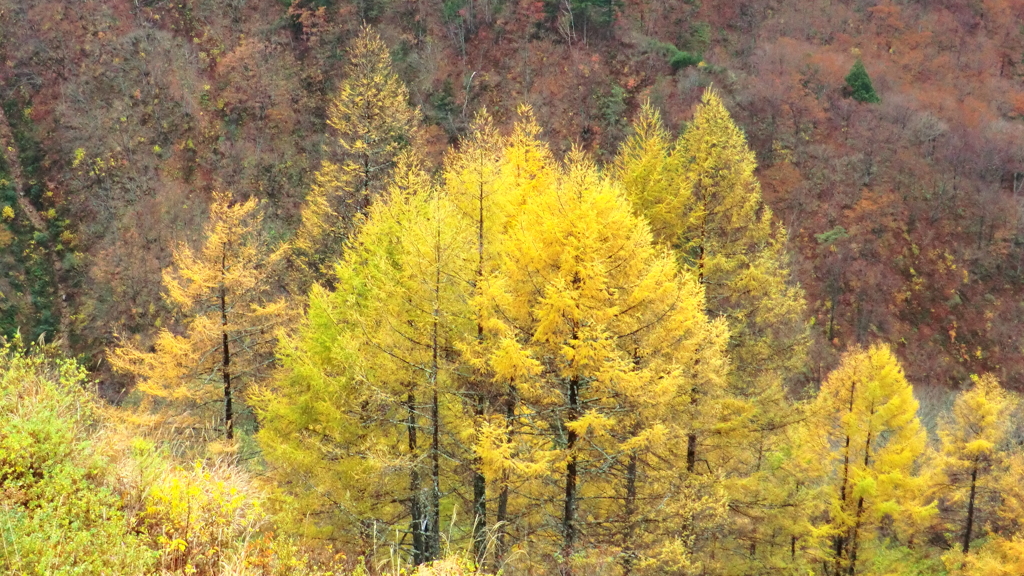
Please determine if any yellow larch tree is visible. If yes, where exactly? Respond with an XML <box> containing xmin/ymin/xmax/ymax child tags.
<box><xmin>616</xmin><ymin>90</ymin><xmax>808</xmax><ymax>470</ymax></box>
<box><xmin>459</xmin><ymin>105</ymin><xmax>563</xmax><ymax>565</ymax></box>
<box><xmin>441</xmin><ymin>108</ymin><xmax>508</xmax><ymax>561</ymax></box>
<box><xmin>474</xmin><ymin>146</ymin><xmax>729</xmax><ymax>574</ymax></box>
<box><xmin>255</xmin><ymin>152</ymin><xmax>475</xmax><ymax>565</ymax></box>
<box><xmin>928</xmin><ymin>374</ymin><xmax>1018</xmax><ymax>563</ymax></box>
<box><xmin>110</xmin><ymin>192</ymin><xmax>288</xmax><ymax>442</ymax></box>
<box><xmin>616</xmin><ymin>91</ymin><xmax>810</xmax><ymax>573</ymax></box>
<box><xmin>291</xmin><ymin>24</ymin><xmax>420</xmax><ymax>289</ymax></box>
<box><xmin>815</xmin><ymin>344</ymin><xmax>933</xmax><ymax>576</ymax></box>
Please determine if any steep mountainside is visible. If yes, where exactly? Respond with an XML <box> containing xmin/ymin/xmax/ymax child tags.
<box><xmin>1</xmin><ymin>0</ymin><xmax>1023</xmax><ymax>393</ymax></box>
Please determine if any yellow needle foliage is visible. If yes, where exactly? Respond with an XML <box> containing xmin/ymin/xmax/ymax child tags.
<box><xmin>617</xmin><ymin>89</ymin><xmax>811</xmax><ymax>573</ymax></box>
<box><xmin>474</xmin><ymin>143</ymin><xmax>729</xmax><ymax>572</ymax></box>
<box><xmin>616</xmin><ymin>90</ymin><xmax>807</xmax><ymax>394</ymax></box>
<box><xmin>814</xmin><ymin>344</ymin><xmax>933</xmax><ymax>575</ymax></box>
<box><xmin>256</xmin><ymin>152</ymin><xmax>474</xmax><ymax>562</ymax></box>
<box><xmin>110</xmin><ymin>192</ymin><xmax>288</xmax><ymax>443</ymax></box>
<box><xmin>441</xmin><ymin>108</ymin><xmax>510</xmax><ymax>559</ymax></box>
<box><xmin>259</xmin><ymin>111</ymin><xmax>730</xmax><ymax>573</ymax></box>
<box><xmin>292</xmin><ymin>25</ymin><xmax>420</xmax><ymax>289</ymax></box>
<box><xmin>928</xmin><ymin>374</ymin><xmax>1019</xmax><ymax>568</ymax></box>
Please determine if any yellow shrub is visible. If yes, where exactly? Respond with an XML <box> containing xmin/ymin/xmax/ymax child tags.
<box><xmin>141</xmin><ymin>461</ymin><xmax>265</xmax><ymax>575</ymax></box>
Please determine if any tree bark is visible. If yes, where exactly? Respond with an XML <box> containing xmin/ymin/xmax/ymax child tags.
<box><xmin>427</xmin><ymin>212</ymin><xmax>442</xmax><ymax>561</ymax></box>
<box><xmin>220</xmin><ymin>250</ymin><xmax>233</xmax><ymax>441</ymax></box>
<box><xmin>963</xmin><ymin>465</ymin><xmax>978</xmax><ymax>554</ymax></box>
<box><xmin>622</xmin><ymin>451</ymin><xmax>639</xmax><ymax>576</ymax></box>
<box><xmin>847</xmin><ymin>424</ymin><xmax>874</xmax><ymax>576</ymax></box>
<box><xmin>496</xmin><ymin>387</ymin><xmax>515</xmax><ymax>563</ymax></box>
<box><xmin>408</xmin><ymin>392</ymin><xmax>425</xmax><ymax>565</ymax></box>
<box><xmin>472</xmin><ymin>395</ymin><xmax>487</xmax><ymax>561</ymax></box>
<box><xmin>472</xmin><ymin>172</ymin><xmax>488</xmax><ymax>561</ymax></box>
<box><xmin>562</xmin><ymin>375</ymin><xmax>581</xmax><ymax>569</ymax></box>
<box><xmin>833</xmin><ymin>379</ymin><xmax>857</xmax><ymax>574</ymax></box>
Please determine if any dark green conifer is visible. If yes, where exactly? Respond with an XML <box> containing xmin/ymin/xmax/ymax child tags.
<box><xmin>845</xmin><ymin>58</ymin><xmax>880</xmax><ymax>103</ymax></box>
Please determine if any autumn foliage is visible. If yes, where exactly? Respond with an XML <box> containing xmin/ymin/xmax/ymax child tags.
<box><xmin>4</xmin><ymin>1</ymin><xmax>1024</xmax><ymax>575</ymax></box>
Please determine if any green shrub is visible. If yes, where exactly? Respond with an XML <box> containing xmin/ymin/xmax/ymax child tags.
<box><xmin>670</xmin><ymin>50</ymin><xmax>703</xmax><ymax>71</ymax></box>
<box><xmin>0</xmin><ymin>339</ymin><xmax>157</xmax><ymax>574</ymax></box>
<box><xmin>646</xmin><ymin>38</ymin><xmax>703</xmax><ymax>72</ymax></box>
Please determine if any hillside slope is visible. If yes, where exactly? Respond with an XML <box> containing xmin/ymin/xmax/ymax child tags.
<box><xmin>1</xmin><ymin>0</ymin><xmax>1023</xmax><ymax>391</ymax></box>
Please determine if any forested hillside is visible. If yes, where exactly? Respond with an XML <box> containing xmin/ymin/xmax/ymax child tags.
<box><xmin>4</xmin><ymin>0</ymin><xmax>1024</xmax><ymax>575</ymax></box>
<box><xmin>0</xmin><ymin>0</ymin><xmax>1023</xmax><ymax>390</ymax></box>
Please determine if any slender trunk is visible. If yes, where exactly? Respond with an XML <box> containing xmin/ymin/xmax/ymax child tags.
<box><xmin>220</xmin><ymin>250</ymin><xmax>233</xmax><ymax>441</ymax></box>
<box><xmin>472</xmin><ymin>396</ymin><xmax>487</xmax><ymax>560</ymax></box>
<box><xmin>848</xmin><ymin>496</ymin><xmax>864</xmax><ymax>576</ymax></box>
<box><xmin>472</xmin><ymin>164</ymin><xmax>488</xmax><ymax>561</ymax></box>
<box><xmin>622</xmin><ymin>451</ymin><xmax>639</xmax><ymax>576</ymax></box>
<box><xmin>686</xmin><ymin>432</ymin><xmax>698</xmax><ymax>473</ymax></box>
<box><xmin>430</xmin><ymin>384</ymin><xmax>440</xmax><ymax>560</ymax></box>
<box><xmin>832</xmin><ymin>431</ymin><xmax>851</xmax><ymax>572</ymax></box>
<box><xmin>834</xmin><ymin>380</ymin><xmax>857</xmax><ymax>574</ymax></box>
<box><xmin>562</xmin><ymin>375</ymin><xmax>581</xmax><ymax>569</ymax></box>
<box><xmin>687</xmin><ymin>209</ymin><xmax>708</xmax><ymax>475</ymax></box>
<box><xmin>428</xmin><ymin>206</ymin><xmax>442</xmax><ymax>560</ymax></box>
<box><xmin>963</xmin><ymin>465</ymin><xmax>979</xmax><ymax>554</ymax></box>
<box><xmin>496</xmin><ymin>387</ymin><xmax>515</xmax><ymax>563</ymax></box>
<box><xmin>408</xmin><ymin>392</ymin><xmax>425</xmax><ymax>565</ymax></box>
<box><xmin>847</xmin><ymin>425</ymin><xmax>874</xmax><ymax>576</ymax></box>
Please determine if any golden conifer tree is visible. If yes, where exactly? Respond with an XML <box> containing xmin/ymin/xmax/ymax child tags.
<box><xmin>461</xmin><ymin>105</ymin><xmax>563</xmax><ymax>564</ymax></box>
<box><xmin>617</xmin><ymin>92</ymin><xmax>810</xmax><ymax>572</ymax></box>
<box><xmin>110</xmin><ymin>193</ymin><xmax>288</xmax><ymax>442</ymax></box>
<box><xmin>292</xmin><ymin>25</ymin><xmax>419</xmax><ymax>288</ymax></box>
<box><xmin>616</xmin><ymin>91</ymin><xmax>807</xmax><ymax>473</ymax></box>
<box><xmin>256</xmin><ymin>153</ymin><xmax>474</xmax><ymax>564</ymax></box>
<box><xmin>929</xmin><ymin>374</ymin><xmax>1018</xmax><ymax>558</ymax></box>
<box><xmin>442</xmin><ymin>109</ymin><xmax>508</xmax><ymax>560</ymax></box>
<box><xmin>815</xmin><ymin>344</ymin><xmax>932</xmax><ymax>575</ymax></box>
<box><xmin>474</xmin><ymin>145</ymin><xmax>729</xmax><ymax>574</ymax></box>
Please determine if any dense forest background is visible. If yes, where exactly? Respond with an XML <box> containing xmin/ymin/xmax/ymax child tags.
<box><xmin>2</xmin><ymin>0</ymin><xmax>1024</xmax><ymax>394</ymax></box>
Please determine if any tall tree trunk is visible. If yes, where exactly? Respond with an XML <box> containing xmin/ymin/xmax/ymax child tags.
<box><xmin>472</xmin><ymin>395</ymin><xmax>487</xmax><ymax>561</ymax></box>
<box><xmin>686</xmin><ymin>432</ymin><xmax>697</xmax><ymax>473</ymax></box>
<box><xmin>687</xmin><ymin>211</ymin><xmax>708</xmax><ymax>475</ymax></box>
<box><xmin>408</xmin><ymin>392</ymin><xmax>425</xmax><ymax>565</ymax></box>
<box><xmin>834</xmin><ymin>379</ymin><xmax>857</xmax><ymax>574</ymax></box>
<box><xmin>430</xmin><ymin>381</ymin><xmax>440</xmax><ymax>560</ymax></box>
<box><xmin>496</xmin><ymin>386</ymin><xmax>515</xmax><ymax>563</ymax></box>
<box><xmin>220</xmin><ymin>250</ymin><xmax>233</xmax><ymax>441</ymax></box>
<box><xmin>427</xmin><ymin>210</ymin><xmax>442</xmax><ymax>561</ymax></box>
<box><xmin>963</xmin><ymin>464</ymin><xmax>979</xmax><ymax>554</ymax></box>
<box><xmin>472</xmin><ymin>174</ymin><xmax>488</xmax><ymax>562</ymax></box>
<box><xmin>847</xmin><ymin>425</ymin><xmax>873</xmax><ymax>576</ymax></box>
<box><xmin>622</xmin><ymin>451</ymin><xmax>639</xmax><ymax>576</ymax></box>
<box><xmin>847</xmin><ymin>497</ymin><xmax>864</xmax><ymax>576</ymax></box>
<box><xmin>562</xmin><ymin>375</ymin><xmax>581</xmax><ymax>569</ymax></box>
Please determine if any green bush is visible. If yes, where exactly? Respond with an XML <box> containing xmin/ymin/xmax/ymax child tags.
<box><xmin>0</xmin><ymin>338</ymin><xmax>344</xmax><ymax>575</ymax></box>
<box><xmin>0</xmin><ymin>339</ymin><xmax>157</xmax><ymax>574</ymax></box>
<box><xmin>670</xmin><ymin>50</ymin><xmax>703</xmax><ymax>71</ymax></box>
<box><xmin>647</xmin><ymin>38</ymin><xmax>703</xmax><ymax>72</ymax></box>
